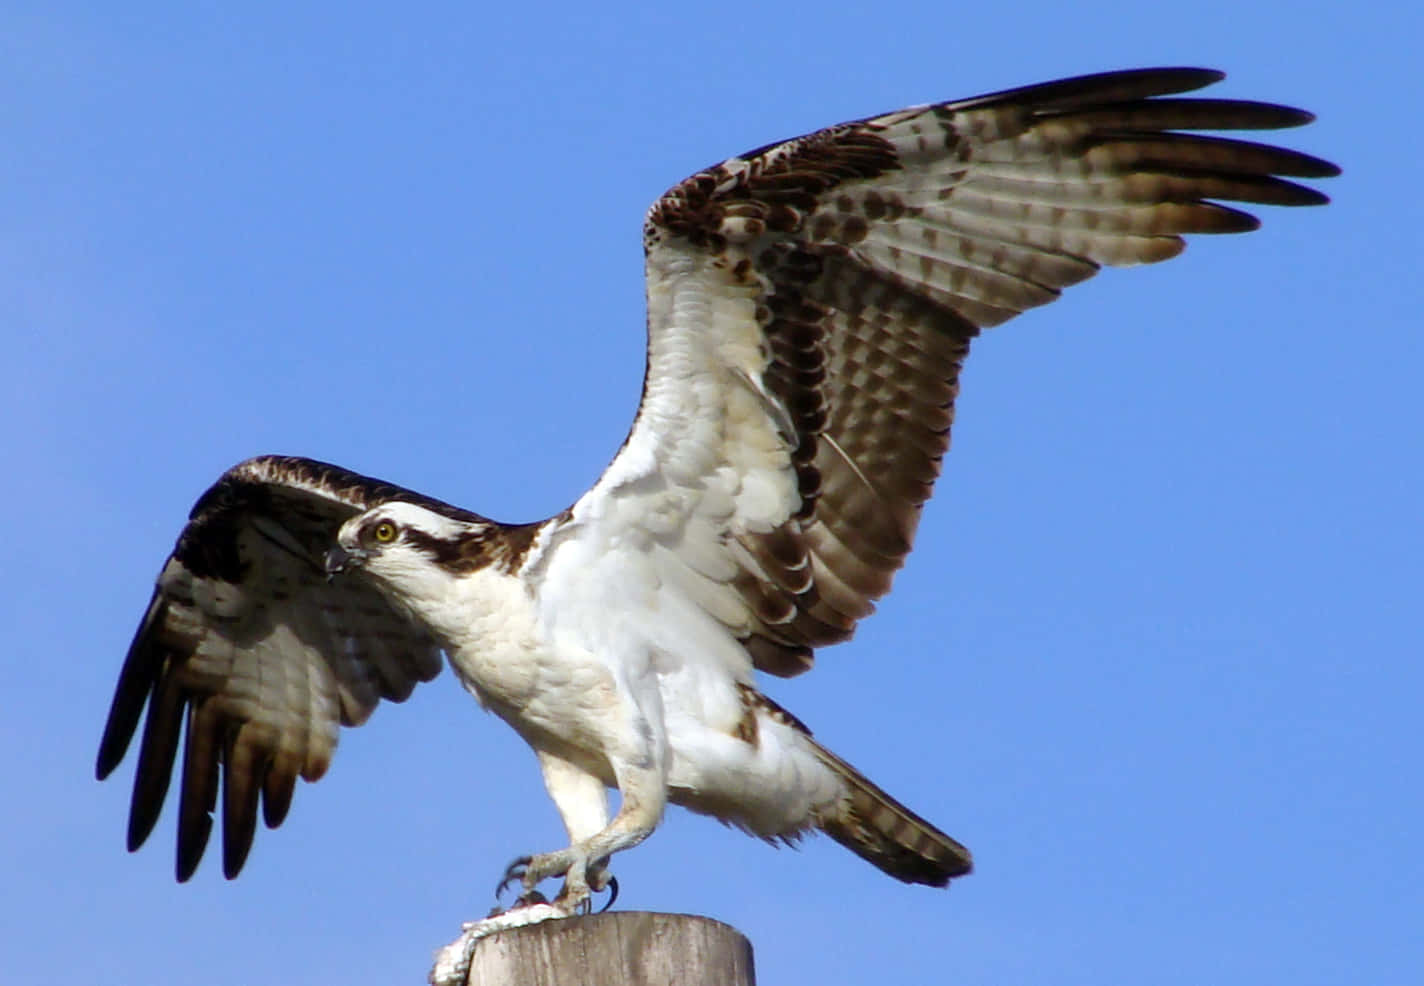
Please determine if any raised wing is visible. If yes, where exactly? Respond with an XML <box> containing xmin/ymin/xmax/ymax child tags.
<box><xmin>96</xmin><ymin>455</ymin><xmax>471</xmax><ymax>879</ymax></box>
<box><xmin>566</xmin><ymin>67</ymin><xmax>1336</xmax><ymax>679</ymax></box>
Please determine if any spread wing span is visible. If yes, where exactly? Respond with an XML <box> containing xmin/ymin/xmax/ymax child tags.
<box><xmin>95</xmin><ymin>456</ymin><xmax>472</xmax><ymax>880</ymax></box>
<box><xmin>574</xmin><ymin>67</ymin><xmax>1337</xmax><ymax>678</ymax></box>
<box><xmin>100</xmin><ymin>69</ymin><xmax>1337</xmax><ymax>886</ymax></box>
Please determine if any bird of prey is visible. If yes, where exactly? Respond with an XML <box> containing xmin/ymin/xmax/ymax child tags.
<box><xmin>96</xmin><ymin>67</ymin><xmax>1335</xmax><ymax>984</ymax></box>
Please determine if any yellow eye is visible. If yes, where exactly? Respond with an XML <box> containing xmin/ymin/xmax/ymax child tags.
<box><xmin>372</xmin><ymin>520</ymin><xmax>398</xmax><ymax>543</ymax></box>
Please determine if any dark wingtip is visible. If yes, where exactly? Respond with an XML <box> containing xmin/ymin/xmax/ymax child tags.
<box><xmin>1292</xmin><ymin>186</ymin><xmax>1333</xmax><ymax>206</ymax></box>
<box><xmin>1062</xmin><ymin>66</ymin><xmax>1227</xmax><ymax>97</ymax></box>
<box><xmin>1256</xmin><ymin>104</ymin><xmax>1316</xmax><ymax>129</ymax></box>
<box><xmin>126</xmin><ymin>815</ymin><xmax>155</xmax><ymax>854</ymax></box>
<box><xmin>1201</xmin><ymin>204</ymin><xmax>1263</xmax><ymax>234</ymax></box>
<box><xmin>176</xmin><ymin>821</ymin><xmax>210</xmax><ymax>883</ymax></box>
<box><xmin>97</xmin><ymin>593</ymin><xmax>171</xmax><ymax>781</ymax></box>
<box><xmin>222</xmin><ymin>851</ymin><xmax>249</xmax><ymax>881</ymax></box>
<box><xmin>219</xmin><ymin>731</ymin><xmax>266</xmax><ymax>880</ymax></box>
<box><xmin>1168</xmin><ymin>66</ymin><xmax>1226</xmax><ymax>88</ymax></box>
<box><xmin>1313</xmin><ymin>158</ymin><xmax>1343</xmax><ymax>180</ymax></box>
<box><xmin>261</xmin><ymin>779</ymin><xmax>295</xmax><ymax>829</ymax></box>
<box><xmin>126</xmin><ymin>777</ymin><xmax>167</xmax><ymax>854</ymax></box>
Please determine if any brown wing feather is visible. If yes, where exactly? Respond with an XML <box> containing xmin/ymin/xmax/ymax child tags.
<box><xmin>646</xmin><ymin>67</ymin><xmax>1336</xmax><ymax>677</ymax></box>
<box><xmin>95</xmin><ymin>455</ymin><xmax>470</xmax><ymax>879</ymax></box>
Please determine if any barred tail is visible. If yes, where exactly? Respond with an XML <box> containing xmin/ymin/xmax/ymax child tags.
<box><xmin>814</xmin><ymin>742</ymin><xmax>972</xmax><ymax>887</ymax></box>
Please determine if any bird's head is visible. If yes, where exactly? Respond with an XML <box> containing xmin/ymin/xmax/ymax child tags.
<box><xmin>326</xmin><ymin>501</ymin><xmax>487</xmax><ymax>599</ymax></box>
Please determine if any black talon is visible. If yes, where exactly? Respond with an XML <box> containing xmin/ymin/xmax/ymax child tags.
<box><xmin>597</xmin><ymin>876</ymin><xmax>620</xmax><ymax>913</ymax></box>
<box><xmin>495</xmin><ymin>855</ymin><xmax>533</xmax><ymax>900</ymax></box>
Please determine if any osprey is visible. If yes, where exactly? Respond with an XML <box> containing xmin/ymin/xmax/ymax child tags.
<box><xmin>97</xmin><ymin>68</ymin><xmax>1335</xmax><ymax>984</ymax></box>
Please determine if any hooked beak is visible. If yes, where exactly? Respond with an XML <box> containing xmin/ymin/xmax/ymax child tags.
<box><xmin>324</xmin><ymin>544</ymin><xmax>362</xmax><ymax>581</ymax></box>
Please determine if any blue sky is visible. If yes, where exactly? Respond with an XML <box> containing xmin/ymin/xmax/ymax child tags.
<box><xmin>5</xmin><ymin>3</ymin><xmax>1419</xmax><ymax>984</ymax></box>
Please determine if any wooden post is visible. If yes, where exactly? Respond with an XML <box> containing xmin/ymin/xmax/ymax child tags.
<box><xmin>462</xmin><ymin>912</ymin><xmax>756</xmax><ymax>986</ymax></box>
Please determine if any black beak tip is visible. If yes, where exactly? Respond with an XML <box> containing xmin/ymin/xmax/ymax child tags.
<box><xmin>324</xmin><ymin>545</ymin><xmax>351</xmax><ymax>580</ymax></box>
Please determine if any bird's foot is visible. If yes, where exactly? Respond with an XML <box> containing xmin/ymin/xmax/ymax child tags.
<box><xmin>492</xmin><ymin>849</ymin><xmax>617</xmax><ymax>915</ymax></box>
<box><xmin>427</xmin><ymin>851</ymin><xmax>621</xmax><ymax>986</ymax></box>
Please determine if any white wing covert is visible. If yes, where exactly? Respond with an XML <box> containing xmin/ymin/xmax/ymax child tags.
<box><xmin>551</xmin><ymin>68</ymin><xmax>1336</xmax><ymax>680</ymax></box>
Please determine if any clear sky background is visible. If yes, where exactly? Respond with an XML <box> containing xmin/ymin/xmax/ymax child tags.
<box><xmin>5</xmin><ymin>3</ymin><xmax>1419</xmax><ymax>985</ymax></box>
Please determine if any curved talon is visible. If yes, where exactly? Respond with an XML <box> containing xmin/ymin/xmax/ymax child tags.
<box><xmin>597</xmin><ymin>876</ymin><xmax>619</xmax><ymax>913</ymax></box>
<box><xmin>495</xmin><ymin>855</ymin><xmax>533</xmax><ymax>901</ymax></box>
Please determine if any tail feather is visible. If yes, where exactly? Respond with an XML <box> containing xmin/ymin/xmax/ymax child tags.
<box><xmin>814</xmin><ymin>742</ymin><xmax>972</xmax><ymax>887</ymax></box>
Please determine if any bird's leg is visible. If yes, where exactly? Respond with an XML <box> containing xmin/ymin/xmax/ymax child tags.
<box><xmin>430</xmin><ymin>703</ymin><xmax>668</xmax><ymax>986</ymax></box>
<box><xmin>490</xmin><ymin>750</ymin><xmax>613</xmax><ymax>911</ymax></box>
<box><xmin>429</xmin><ymin>810</ymin><xmax>659</xmax><ymax>986</ymax></box>
<box><xmin>542</xmin><ymin>691</ymin><xmax>669</xmax><ymax>911</ymax></box>
<box><xmin>552</xmin><ymin>786</ymin><xmax>661</xmax><ymax>906</ymax></box>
